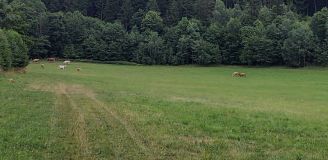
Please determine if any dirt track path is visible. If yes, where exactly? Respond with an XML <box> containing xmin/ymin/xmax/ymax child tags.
<box><xmin>31</xmin><ymin>83</ymin><xmax>151</xmax><ymax>159</ymax></box>
<box><xmin>87</xmin><ymin>93</ymin><xmax>151</xmax><ymax>155</ymax></box>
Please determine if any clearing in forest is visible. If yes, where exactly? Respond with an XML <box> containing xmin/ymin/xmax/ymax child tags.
<box><xmin>1</xmin><ymin>62</ymin><xmax>328</xmax><ymax>159</ymax></box>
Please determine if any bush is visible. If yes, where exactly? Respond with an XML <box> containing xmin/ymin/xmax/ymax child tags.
<box><xmin>5</xmin><ymin>30</ymin><xmax>29</xmax><ymax>68</ymax></box>
<box><xmin>0</xmin><ymin>29</ymin><xmax>11</xmax><ymax>71</ymax></box>
<box><xmin>0</xmin><ymin>29</ymin><xmax>29</xmax><ymax>70</ymax></box>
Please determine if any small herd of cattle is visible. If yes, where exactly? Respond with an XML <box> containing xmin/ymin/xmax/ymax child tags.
<box><xmin>33</xmin><ymin>58</ymin><xmax>56</xmax><ymax>63</ymax></box>
<box><xmin>32</xmin><ymin>58</ymin><xmax>80</xmax><ymax>71</ymax></box>
<box><xmin>7</xmin><ymin>60</ymin><xmax>246</xmax><ymax>83</ymax></box>
<box><xmin>8</xmin><ymin>59</ymin><xmax>81</xmax><ymax>83</ymax></box>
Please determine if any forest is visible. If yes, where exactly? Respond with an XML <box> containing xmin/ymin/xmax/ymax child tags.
<box><xmin>1</xmin><ymin>0</ymin><xmax>328</xmax><ymax>69</ymax></box>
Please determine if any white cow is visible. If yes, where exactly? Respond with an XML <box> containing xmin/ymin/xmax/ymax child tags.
<box><xmin>59</xmin><ymin>65</ymin><xmax>66</xmax><ymax>70</ymax></box>
<box><xmin>33</xmin><ymin>59</ymin><xmax>40</xmax><ymax>63</ymax></box>
<box><xmin>63</xmin><ymin>60</ymin><xmax>71</xmax><ymax>65</ymax></box>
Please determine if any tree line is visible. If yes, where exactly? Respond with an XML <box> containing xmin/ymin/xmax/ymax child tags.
<box><xmin>1</xmin><ymin>0</ymin><xmax>328</xmax><ymax>68</ymax></box>
<box><xmin>0</xmin><ymin>28</ymin><xmax>28</xmax><ymax>71</ymax></box>
<box><xmin>41</xmin><ymin>0</ymin><xmax>328</xmax><ymax>22</ymax></box>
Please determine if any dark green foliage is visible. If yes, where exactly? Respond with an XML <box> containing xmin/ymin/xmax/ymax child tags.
<box><xmin>193</xmin><ymin>0</ymin><xmax>215</xmax><ymax>23</ymax></box>
<box><xmin>5</xmin><ymin>30</ymin><xmax>28</xmax><ymax>68</ymax></box>
<box><xmin>0</xmin><ymin>29</ymin><xmax>28</xmax><ymax>70</ymax></box>
<box><xmin>46</xmin><ymin>12</ymin><xmax>66</xmax><ymax>57</ymax></box>
<box><xmin>119</xmin><ymin>0</ymin><xmax>134</xmax><ymax>29</ymax></box>
<box><xmin>221</xmin><ymin>18</ymin><xmax>242</xmax><ymax>64</ymax></box>
<box><xmin>0</xmin><ymin>0</ymin><xmax>327</xmax><ymax>68</ymax></box>
<box><xmin>141</xmin><ymin>11</ymin><xmax>164</xmax><ymax>32</ymax></box>
<box><xmin>101</xmin><ymin>22</ymin><xmax>128</xmax><ymax>61</ymax></box>
<box><xmin>174</xmin><ymin>17</ymin><xmax>204</xmax><ymax>64</ymax></box>
<box><xmin>258</xmin><ymin>7</ymin><xmax>274</xmax><ymax>26</ymax></box>
<box><xmin>178</xmin><ymin>0</ymin><xmax>194</xmax><ymax>18</ymax></box>
<box><xmin>147</xmin><ymin>0</ymin><xmax>160</xmax><ymax>12</ymax></box>
<box><xmin>314</xmin><ymin>40</ymin><xmax>328</xmax><ymax>65</ymax></box>
<box><xmin>293</xmin><ymin>0</ymin><xmax>309</xmax><ymax>14</ymax></box>
<box><xmin>176</xmin><ymin>35</ymin><xmax>195</xmax><ymax>64</ymax></box>
<box><xmin>82</xmin><ymin>35</ymin><xmax>106</xmax><ymax>60</ymax></box>
<box><xmin>136</xmin><ymin>31</ymin><xmax>165</xmax><ymax>64</ymax></box>
<box><xmin>192</xmin><ymin>39</ymin><xmax>221</xmax><ymax>65</ymax></box>
<box><xmin>63</xmin><ymin>44</ymin><xmax>79</xmax><ymax>59</ymax></box>
<box><xmin>102</xmin><ymin>0</ymin><xmax>121</xmax><ymax>21</ymax></box>
<box><xmin>211</xmin><ymin>0</ymin><xmax>230</xmax><ymax>25</ymax></box>
<box><xmin>311</xmin><ymin>8</ymin><xmax>328</xmax><ymax>41</ymax></box>
<box><xmin>39</xmin><ymin>0</ymin><xmax>328</xmax><ymax>18</ymax></box>
<box><xmin>240</xmin><ymin>21</ymin><xmax>276</xmax><ymax>65</ymax></box>
<box><xmin>241</xmin><ymin>36</ymin><xmax>274</xmax><ymax>65</ymax></box>
<box><xmin>29</xmin><ymin>36</ymin><xmax>50</xmax><ymax>59</ymax></box>
<box><xmin>0</xmin><ymin>0</ymin><xmax>29</xmax><ymax>34</ymax></box>
<box><xmin>126</xmin><ymin>27</ymin><xmax>143</xmax><ymax>61</ymax></box>
<box><xmin>165</xmin><ymin>0</ymin><xmax>179</xmax><ymax>25</ymax></box>
<box><xmin>63</xmin><ymin>11</ymin><xmax>85</xmax><ymax>46</ymax></box>
<box><xmin>283</xmin><ymin>22</ymin><xmax>314</xmax><ymax>67</ymax></box>
<box><xmin>204</xmin><ymin>23</ymin><xmax>224</xmax><ymax>45</ymax></box>
<box><xmin>131</xmin><ymin>9</ymin><xmax>145</xmax><ymax>29</ymax></box>
<box><xmin>0</xmin><ymin>29</ymin><xmax>11</xmax><ymax>70</ymax></box>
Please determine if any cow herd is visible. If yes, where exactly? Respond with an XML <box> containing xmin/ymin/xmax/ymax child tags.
<box><xmin>31</xmin><ymin>59</ymin><xmax>249</xmax><ymax>77</ymax></box>
<box><xmin>7</xmin><ymin>59</ymin><xmax>81</xmax><ymax>84</ymax></box>
<box><xmin>7</xmin><ymin>60</ymin><xmax>247</xmax><ymax>84</ymax></box>
<box><xmin>32</xmin><ymin>58</ymin><xmax>81</xmax><ymax>72</ymax></box>
<box><xmin>33</xmin><ymin>58</ymin><xmax>56</xmax><ymax>63</ymax></box>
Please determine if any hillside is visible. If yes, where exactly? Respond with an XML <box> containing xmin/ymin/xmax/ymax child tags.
<box><xmin>1</xmin><ymin>0</ymin><xmax>328</xmax><ymax>70</ymax></box>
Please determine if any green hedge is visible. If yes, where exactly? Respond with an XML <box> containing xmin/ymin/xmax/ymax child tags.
<box><xmin>0</xmin><ymin>29</ymin><xmax>28</xmax><ymax>71</ymax></box>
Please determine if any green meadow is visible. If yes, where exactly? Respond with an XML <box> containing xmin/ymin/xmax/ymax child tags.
<box><xmin>1</xmin><ymin>62</ymin><xmax>328</xmax><ymax>159</ymax></box>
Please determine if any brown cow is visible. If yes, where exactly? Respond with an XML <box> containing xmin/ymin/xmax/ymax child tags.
<box><xmin>232</xmin><ymin>72</ymin><xmax>247</xmax><ymax>78</ymax></box>
<box><xmin>239</xmin><ymin>73</ymin><xmax>246</xmax><ymax>77</ymax></box>
<box><xmin>232</xmin><ymin>72</ymin><xmax>240</xmax><ymax>77</ymax></box>
<box><xmin>47</xmin><ymin>58</ymin><xmax>56</xmax><ymax>63</ymax></box>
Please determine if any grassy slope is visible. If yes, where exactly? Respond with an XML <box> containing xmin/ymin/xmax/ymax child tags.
<box><xmin>1</xmin><ymin>62</ymin><xmax>328</xmax><ymax>159</ymax></box>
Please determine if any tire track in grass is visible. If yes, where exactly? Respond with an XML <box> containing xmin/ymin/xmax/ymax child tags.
<box><xmin>47</xmin><ymin>89</ymin><xmax>77</xmax><ymax>159</ymax></box>
<box><xmin>30</xmin><ymin>83</ymin><xmax>151</xmax><ymax>159</ymax></box>
<box><xmin>46</xmin><ymin>91</ymin><xmax>60</xmax><ymax>159</ymax></box>
<box><xmin>67</xmin><ymin>84</ymin><xmax>153</xmax><ymax>158</ymax></box>
<box><xmin>77</xmin><ymin>98</ymin><xmax>121</xmax><ymax>159</ymax></box>
<box><xmin>45</xmin><ymin>83</ymin><xmax>95</xmax><ymax>160</ymax></box>
<box><xmin>79</xmin><ymin>97</ymin><xmax>148</xmax><ymax>159</ymax></box>
<box><xmin>85</xmin><ymin>89</ymin><xmax>153</xmax><ymax>158</ymax></box>
<box><xmin>57</xmin><ymin>83</ymin><xmax>95</xmax><ymax>160</ymax></box>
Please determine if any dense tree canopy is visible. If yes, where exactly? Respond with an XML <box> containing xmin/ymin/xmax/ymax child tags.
<box><xmin>1</xmin><ymin>0</ymin><xmax>328</xmax><ymax>68</ymax></box>
<box><xmin>0</xmin><ymin>28</ymin><xmax>28</xmax><ymax>70</ymax></box>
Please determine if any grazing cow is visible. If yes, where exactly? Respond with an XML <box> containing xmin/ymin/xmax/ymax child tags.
<box><xmin>33</xmin><ymin>59</ymin><xmax>40</xmax><ymax>63</ymax></box>
<box><xmin>63</xmin><ymin>60</ymin><xmax>71</xmax><ymax>65</ymax></box>
<box><xmin>48</xmin><ymin>58</ymin><xmax>56</xmax><ymax>63</ymax></box>
<box><xmin>239</xmin><ymin>73</ymin><xmax>247</xmax><ymax>77</ymax></box>
<box><xmin>41</xmin><ymin>64</ymin><xmax>45</xmax><ymax>69</ymax></box>
<box><xmin>232</xmin><ymin>72</ymin><xmax>240</xmax><ymax>77</ymax></box>
<box><xmin>232</xmin><ymin>72</ymin><xmax>247</xmax><ymax>78</ymax></box>
<box><xmin>76</xmin><ymin>67</ymin><xmax>81</xmax><ymax>72</ymax></box>
<box><xmin>8</xmin><ymin>78</ymin><xmax>15</xmax><ymax>83</ymax></box>
<box><xmin>59</xmin><ymin>65</ymin><xmax>66</xmax><ymax>70</ymax></box>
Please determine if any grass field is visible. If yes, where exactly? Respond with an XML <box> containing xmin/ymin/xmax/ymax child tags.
<box><xmin>1</xmin><ymin>62</ymin><xmax>328</xmax><ymax>160</ymax></box>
